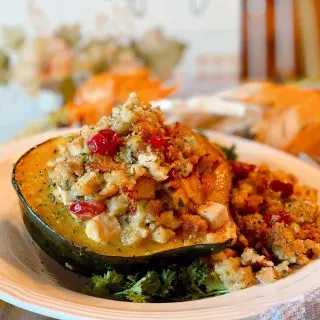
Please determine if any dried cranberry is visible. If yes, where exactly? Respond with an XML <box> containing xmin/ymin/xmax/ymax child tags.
<box><xmin>201</xmin><ymin>174</ymin><xmax>214</xmax><ymax>196</ymax></box>
<box><xmin>144</xmin><ymin>134</ymin><xmax>166</xmax><ymax>150</ymax></box>
<box><xmin>270</xmin><ymin>180</ymin><xmax>293</xmax><ymax>198</ymax></box>
<box><xmin>232</xmin><ymin>162</ymin><xmax>256</xmax><ymax>180</ymax></box>
<box><xmin>262</xmin><ymin>247</ymin><xmax>272</xmax><ymax>260</ymax></box>
<box><xmin>251</xmin><ymin>262</ymin><xmax>261</xmax><ymax>272</ymax></box>
<box><xmin>256</xmin><ymin>177</ymin><xmax>268</xmax><ymax>193</ymax></box>
<box><xmin>87</xmin><ymin>129</ymin><xmax>120</xmax><ymax>156</ymax></box>
<box><xmin>254</xmin><ymin>241</ymin><xmax>264</xmax><ymax>250</ymax></box>
<box><xmin>300</xmin><ymin>226</ymin><xmax>320</xmax><ymax>243</ymax></box>
<box><xmin>241</xmin><ymin>228</ymin><xmax>267</xmax><ymax>247</ymax></box>
<box><xmin>167</xmin><ymin>168</ymin><xmax>180</xmax><ymax>181</ymax></box>
<box><xmin>238</xmin><ymin>203</ymin><xmax>256</xmax><ymax>215</ymax></box>
<box><xmin>264</xmin><ymin>211</ymin><xmax>290</xmax><ymax>227</ymax></box>
<box><xmin>129</xmin><ymin>201</ymin><xmax>137</xmax><ymax>213</ymax></box>
<box><xmin>69</xmin><ymin>201</ymin><xmax>105</xmax><ymax>220</ymax></box>
<box><xmin>306</xmin><ymin>249</ymin><xmax>314</xmax><ymax>259</ymax></box>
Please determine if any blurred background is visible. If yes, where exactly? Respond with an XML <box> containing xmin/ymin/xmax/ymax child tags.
<box><xmin>0</xmin><ymin>0</ymin><xmax>319</xmax><ymax>162</ymax></box>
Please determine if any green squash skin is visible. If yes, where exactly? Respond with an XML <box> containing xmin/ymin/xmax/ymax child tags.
<box><xmin>12</xmin><ymin>138</ymin><xmax>232</xmax><ymax>276</ymax></box>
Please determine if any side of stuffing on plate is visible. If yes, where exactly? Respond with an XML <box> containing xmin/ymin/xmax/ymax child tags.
<box><xmin>210</xmin><ymin>161</ymin><xmax>319</xmax><ymax>291</ymax></box>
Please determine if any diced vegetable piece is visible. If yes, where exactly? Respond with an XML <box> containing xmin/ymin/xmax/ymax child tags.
<box><xmin>69</xmin><ymin>201</ymin><xmax>106</xmax><ymax>220</ymax></box>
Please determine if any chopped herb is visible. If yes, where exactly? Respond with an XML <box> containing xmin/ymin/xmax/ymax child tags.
<box><xmin>193</xmin><ymin>128</ymin><xmax>208</xmax><ymax>139</ymax></box>
<box><xmin>48</xmin><ymin>192</ymin><xmax>56</xmax><ymax>203</ymax></box>
<box><xmin>214</xmin><ymin>143</ymin><xmax>238</xmax><ymax>161</ymax></box>
<box><xmin>129</xmin><ymin>167</ymin><xmax>136</xmax><ymax>177</ymax></box>
<box><xmin>115</xmin><ymin>271</ymin><xmax>161</xmax><ymax>303</ymax></box>
<box><xmin>50</xmin><ymin>181</ymin><xmax>57</xmax><ymax>188</ymax></box>
<box><xmin>88</xmin><ymin>271</ymin><xmax>124</xmax><ymax>298</ymax></box>
<box><xmin>158</xmin><ymin>269</ymin><xmax>177</xmax><ymax>298</ymax></box>
<box><xmin>55</xmin><ymin>206</ymin><xmax>66</xmax><ymax>215</ymax></box>
<box><xmin>65</xmin><ymin>179</ymin><xmax>72</xmax><ymax>190</ymax></box>
<box><xmin>178</xmin><ymin>198</ymin><xmax>184</xmax><ymax>208</ymax></box>
<box><xmin>80</xmin><ymin>151</ymin><xmax>89</xmax><ymax>157</ymax></box>
<box><xmin>193</xmin><ymin>129</ymin><xmax>238</xmax><ymax>160</ymax></box>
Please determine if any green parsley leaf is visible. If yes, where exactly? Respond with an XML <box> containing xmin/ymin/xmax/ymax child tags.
<box><xmin>214</xmin><ymin>143</ymin><xmax>238</xmax><ymax>160</ymax></box>
<box><xmin>115</xmin><ymin>271</ymin><xmax>161</xmax><ymax>303</ymax></box>
<box><xmin>86</xmin><ymin>260</ymin><xmax>228</xmax><ymax>303</ymax></box>
<box><xmin>159</xmin><ymin>269</ymin><xmax>177</xmax><ymax>297</ymax></box>
<box><xmin>89</xmin><ymin>270</ymin><xmax>124</xmax><ymax>298</ymax></box>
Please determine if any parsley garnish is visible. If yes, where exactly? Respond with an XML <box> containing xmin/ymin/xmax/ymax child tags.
<box><xmin>86</xmin><ymin>260</ymin><xmax>227</xmax><ymax>302</ymax></box>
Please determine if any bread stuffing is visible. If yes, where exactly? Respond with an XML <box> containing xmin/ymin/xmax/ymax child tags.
<box><xmin>210</xmin><ymin>160</ymin><xmax>320</xmax><ymax>291</ymax></box>
<box><xmin>48</xmin><ymin>93</ymin><xmax>236</xmax><ymax>248</ymax></box>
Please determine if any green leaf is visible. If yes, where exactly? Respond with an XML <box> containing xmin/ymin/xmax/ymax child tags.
<box><xmin>179</xmin><ymin>260</ymin><xmax>209</xmax><ymax>299</ymax></box>
<box><xmin>90</xmin><ymin>270</ymin><xmax>124</xmax><ymax>297</ymax></box>
<box><xmin>214</xmin><ymin>143</ymin><xmax>238</xmax><ymax>161</ymax></box>
<box><xmin>86</xmin><ymin>260</ymin><xmax>228</xmax><ymax>302</ymax></box>
<box><xmin>177</xmin><ymin>260</ymin><xmax>227</xmax><ymax>300</ymax></box>
<box><xmin>205</xmin><ymin>271</ymin><xmax>228</xmax><ymax>295</ymax></box>
<box><xmin>123</xmin><ymin>274</ymin><xmax>139</xmax><ymax>290</ymax></box>
<box><xmin>193</xmin><ymin>128</ymin><xmax>208</xmax><ymax>139</ymax></box>
<box><xmin>58</xmin><ymin>76</ymin><xmax>76</xmax><ymax>104</ymax></box>
<box><xmin>115</xmin><ymin>271</ymin><xmax>161</xmax><ymax>302</ymax></box>
<box><xmin>193</xmin><ymin>129</ymin><xmax>238</xmax><ymax>161</ymax></box>
<box><xmin>159</xmin><ymin>269</ymin><xmax>177</xmax><ymax>297</ymax></box>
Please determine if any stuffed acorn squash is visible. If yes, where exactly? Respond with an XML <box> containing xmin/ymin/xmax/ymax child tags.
<box><xmin>12</xmin><ymin>94</ymin><xmax>236</xmax><ymax>276</ymax></box>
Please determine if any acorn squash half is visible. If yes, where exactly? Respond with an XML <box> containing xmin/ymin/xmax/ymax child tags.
<box><xmin>12</xmin><ymin>135</ymin><xmax>235</xmax><ymax>276</ymax></box>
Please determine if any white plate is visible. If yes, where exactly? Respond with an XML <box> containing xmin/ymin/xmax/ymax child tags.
<box><xmin>1</xmin><ymin>130</ymin><xmax>320</xmax><ymax>320</ymax></box>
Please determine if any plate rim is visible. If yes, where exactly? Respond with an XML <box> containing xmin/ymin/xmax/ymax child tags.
<box><xmin>1</xmin><ymin>129</ymin><xmax>320</xmax><ymax>320</ymax></box>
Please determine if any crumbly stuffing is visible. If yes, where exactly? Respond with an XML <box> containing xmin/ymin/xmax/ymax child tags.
<box><xmin>274</xmin><ymin>261</ymin><xmax>290</xmax><ymax>278</ymax></box>
<box><xmin>213</xmin><ymin>161</ymin><xmax>319</xmax><ymax>289</ymax></box>
<box><xmin>214</xmin><ymin>257</ymin><xmax>257</xmax><ymax>291</ymax></box>
<box><xmin>285</xmin><ymin>201</ymin><xmax>317</xmax><ymax>223</ymax></box>
<box><xmin>241</xmin><ymin>248</ymin><xmax>274</xmax><ymax>267</ymax></box>
<box><xmin>211</xmin><ymin>248</ymin><xmax>238</xmax><ymax>262</ymax></box>
<box><xmin>48</xmin><ymin>94</ymin><xmax>233</xmax><ymax>247</ymax></box>
<box><xmin>256</xmin><ymin>267</ymin><xmax>276</xmax><ymax>284</ymax></box>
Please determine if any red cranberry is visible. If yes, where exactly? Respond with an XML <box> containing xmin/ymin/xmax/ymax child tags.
<box><xmin>129</xmin><ymin>200</ymin><xmax>137</xmax><ymax>213</ymax></box>
<box><xmin>306</xmin><ymin>249</ymin><xmax>314</xmax><ymax>259</ymax></box>
<box><xmin>262</xmin><ymin>247</ymin><xmax>272</xmax><ymax>260</ymax></box>
<box><xmin>264</xmin><ymin>211</ymin><xmax>290</xmax><ymax>227</ymax></box>
<box><xmin>270</xmin><ymin>180</ymin><xmax>293</xmax><ymax>198</ymax></box>
<box><xmin>69</xmin><ymin>201</ymin><xmax>106</xmax><ymax>220</ymax></box>
<box><xmin>256</xmin><ymin>177</ymin><xmax>268</xmax><ymax>193</ymax></box>
<box><xmin>168</xmin><ymin>168</ymin><xmax>179</xmax><ymax>180</ymax></box>
<box><xmin>144</xmin><ymin>134</ymin><xmax>166</xmax><ymax>150</ymax></box>
<box><xmin>201</xmin><ymin>175</ymin><xmax>214</xmax><ymax>195</ymax></box>
<box><xmin>232</xmin><ymin>162</ymin><xmax>256</xmax><ymax>180</ymax></box>
<box><xmin>87</xmin><ymin>129</ymin><xmax>120</xmax><ymax>156</ymax></box>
